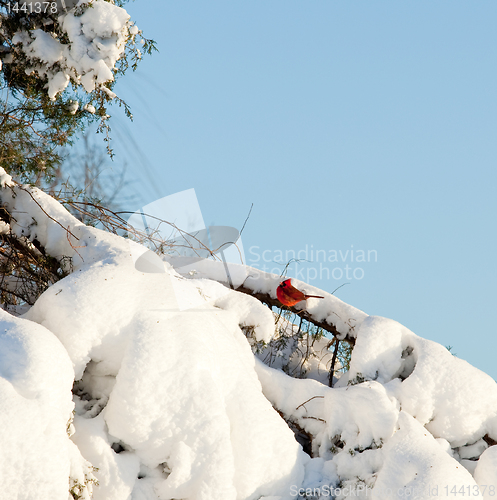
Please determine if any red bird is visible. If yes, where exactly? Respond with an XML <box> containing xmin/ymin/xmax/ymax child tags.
<box><xmin>276</xmin><ymin>279</ymin><xmax>324</xmax><ymax>307</ymax></box>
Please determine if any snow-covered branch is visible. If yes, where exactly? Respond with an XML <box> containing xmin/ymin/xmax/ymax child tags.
<box><xmin>166</xmin><ymin>255</ymin><xmax>367</xmax><ymax>345</ymax></box>
<box><xmin>7</xmin><ymin>0</ymin><xmax>146</xmax><ymax>100</ymax></box>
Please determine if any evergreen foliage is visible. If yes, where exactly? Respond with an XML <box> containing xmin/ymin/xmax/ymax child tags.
<box><xmin>0</xmin><ymin>0</ymin><xmax>156</xmax><ymax>181</ymax></box>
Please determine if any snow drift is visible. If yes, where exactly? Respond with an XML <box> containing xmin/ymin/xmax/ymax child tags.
<box><xmin>0</xmin><ymin>171</ymin><xmax>496</xmax><ymax>499</ymax></box>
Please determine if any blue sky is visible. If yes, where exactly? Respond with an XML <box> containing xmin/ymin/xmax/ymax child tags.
<box><xmin>109</xmin><ymin>1</ymin><xmax>496</xmax><ymax>379</ymax></box>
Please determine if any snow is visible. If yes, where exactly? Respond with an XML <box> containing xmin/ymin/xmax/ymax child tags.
<box><xmin>323</xmin><ymin>381</ymin><xmax>399</xmax><ymax>453</ymax></box>
<box><xmin>0</xmin><ymin>170</ymin><xmax>497</xmax><ymax>498</ymax></box>
<box><xmin>373</xmin><ymin>412</ymin><xmax>478</xmax><ymax>498</ymax></box>
<box><xmin>67</xmin><ymin>99</ymin><xmax>79</xmax><ymax>114</ymax></box>
<box><xmin>22</xmin><ymin>29</ymin><xmax>63</xmax><ymax>65</ymax></box>
<box><xmin>215</xmin><ymin>290</ymin><xmax>275</xmax><ymax>343</ymax></box>
<box><xmin>10</xmin><ymin>0</ymin><xmax>139</xmax><ymax>99</ymax></box>
<box><xmin>83</xmin><ymin>103</ymin><xmax>96</xmax><ymax>113</ymax></box>
<box><xmin>167</xmin><ymin>255</ymin><xmax>368</xmax><ymax>342</ymax></box>
<box><xmin>0</xmin><ymin>169</ymin><xmax>12</xmax><ymax>187</ymax></box>
<box><xmin>347</xmin><ymin>315</ymin><xmax>497</xmax><ymax>446</ymax></box>
<box><xmin>71</xmin><ymin>414</ymin><xmax>140</xmax><ymax>499</ymax></box>
<box><xmin>474</xmin><ymin>446</ymin><xmax>497</xmax><ymax>496</ymax></box>
<box><xmin>0</xmin><ymin>309</ymin><xmax>88</xmax><ymax>499</ymax></box>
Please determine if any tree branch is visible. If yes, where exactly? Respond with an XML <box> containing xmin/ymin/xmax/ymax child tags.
<box><xmin>235</xmin><ymin>284</ymin><xmax>356</xmax><ymax>345</ymax></box>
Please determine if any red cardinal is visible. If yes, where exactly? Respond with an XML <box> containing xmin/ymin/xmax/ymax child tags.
<box><xmin>276</xmin><ymin>279</ymin><xmax>324</xmax><ymax>307</ymax></box>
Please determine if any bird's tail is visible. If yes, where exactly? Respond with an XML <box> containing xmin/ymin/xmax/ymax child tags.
<box><xmin>304</xmin><ymin>295</ymin><xmax>324</xmax><ymax>299</ymax></box>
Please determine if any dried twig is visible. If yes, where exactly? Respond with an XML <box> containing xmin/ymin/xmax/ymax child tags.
<box><xmin>240</xmin><ymin>203</ymin><xmax>253</xmax><ymax>235</ymax></box>
<box><xmin>296</xmin><ymin>395</ymin><xmax>324</xmax><ymax>411</ymax></box>
<box><xmin>302</xmin><ymin>416</ymin><xmax>326</xmax><ymax>423</ymax></box>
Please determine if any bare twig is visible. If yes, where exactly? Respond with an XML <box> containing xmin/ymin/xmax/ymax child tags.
<box><xmin>240</xmin><ymin>203</ymin><xmax>253</xmax><ymax>235</ymax></box>
<box><xmin>302</xmin><ymin>416</ymin><xmax>326</xmax><ymax>423</ymax></box>
<box><xmin>331</xmin><ymin>282</ymin><xmax>350</xmax><ymax>295</ymax></box>
<box><xmin>296</xmin><ymin>395</ymin><xmax>324</xmax><ymax>411</ymax></box>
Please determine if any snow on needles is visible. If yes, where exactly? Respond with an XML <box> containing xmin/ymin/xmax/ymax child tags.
<box><xmin>11</xmin><ymin>0</ymin><xmax>137</xmax><ymax>99</ymax></box>
<box><xmin>0</xmin><ymin>169</ymin><xmax>496</xmax><ymax>498</ymax></box>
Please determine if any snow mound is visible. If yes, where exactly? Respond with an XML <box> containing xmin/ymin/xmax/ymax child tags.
<box><xmin>1</xmin><ymin>181</ymin><xmax>304</xmax><ymax>499</ymax></box>
<box><xmin>0</xmin><ymin>309</ymin><xmax>94</xmax><ymax>499</ymax></box>
<box><xmin>1</xmin><ymin>173</ymin><xmax>497</xmax><ymax>498</ymax></box>
<box><xmin>348</xmin><ymin>316</ymin><xmax>497</xmax><ymax>447</ymax></box>
<box><xmin>474</xmin><ymin>446</ymin><xmax>497</xmax><ymax>497</ymax></box>
<box><xmin>373</xmin><ymin>412</ymin><xmax>478</xmax><ymax>498</ymax></box>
